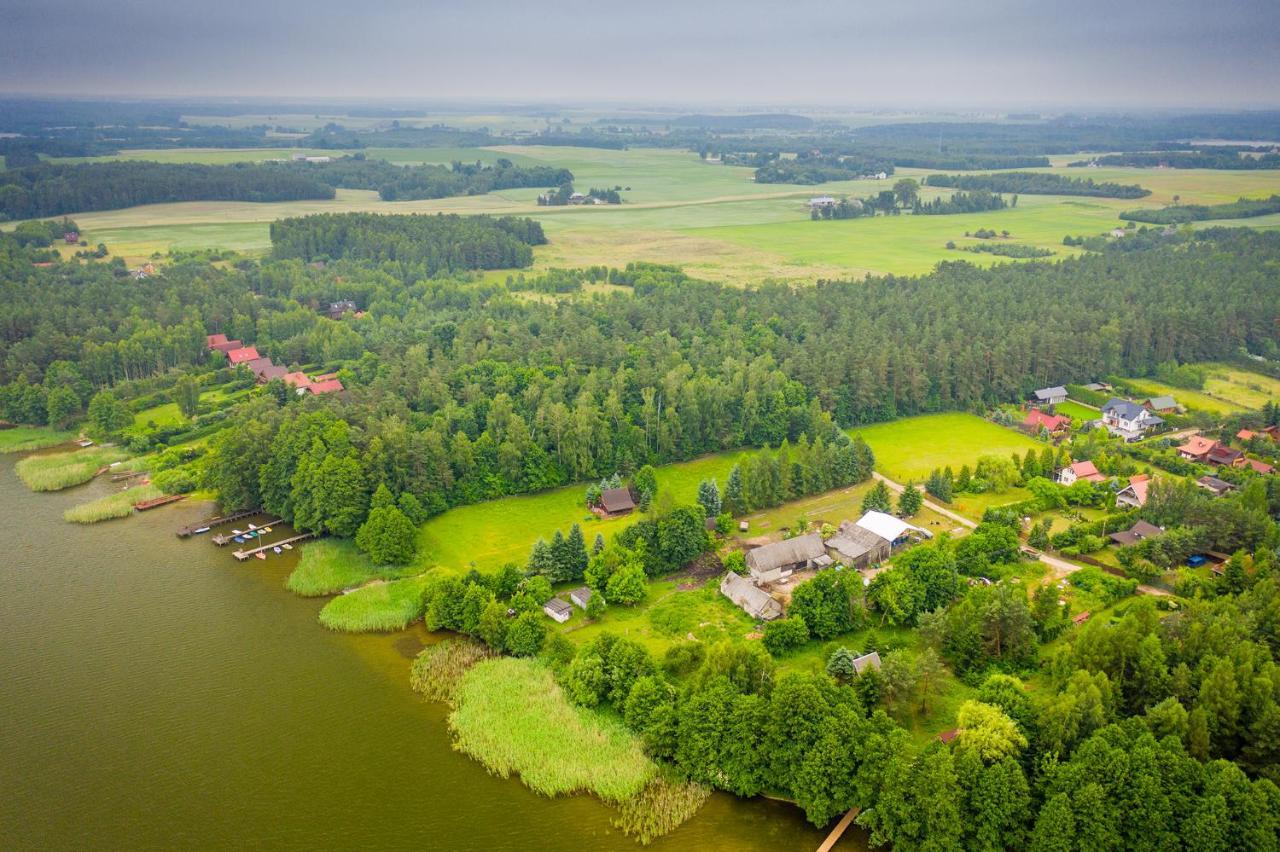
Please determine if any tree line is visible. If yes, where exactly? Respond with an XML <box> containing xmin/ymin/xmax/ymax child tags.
<box><xmin>753</xmin><ymin>153</ymin><xmax>894</xmax><ymax>184</ymax></box>
<box><xmin>285</xmin><ymin>155</ymin><xmax>574</xmax><ymax>201</ymax></box>
<box><xmin>925</xmin><ymin>171</ymin><xmax>1150</xmax><ymax>199</ymax></box>
<box><xmin>1121</xmin><ymin>194</ymin><xmax>1280</xmax><ymax>225</ymax></box>
<box><xmin>1073</xmin><ymin>151</ymin><xmax>1280</xmax><ymax>170</ymax></box>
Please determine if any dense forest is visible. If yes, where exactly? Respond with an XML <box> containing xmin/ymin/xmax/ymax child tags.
<box><xmin>753</xmin><ymin>153</ymin><xmax>895</xmax><ymax>184</ymax></box>
<box><xmin>0</xmin><ymin>161</ymin><xmax>335</xmax><ymax>220</ymax></box>
<box><xmin>268</xmin><ymin>212</ymin><xmax>547</xmax><ymax>273</ymax></box>
<box><xmin>1120</xmin><ymin>195</ymin><xmax>1280</xmax><ymax>225</ymax></box>
<box><xmin>288</xmin><ymin>156</ymin><xmax>573</xmax><ymax>201</ymax></box>
<box><xmin>1073</xmin><ymin>151</ymin><xmax>1280</xmax><ymax>170</ymax></box>
<box><xmin>925</xmin><ymin>172</ymin><xmax>1150</xmax><ymax>199</ymax></box>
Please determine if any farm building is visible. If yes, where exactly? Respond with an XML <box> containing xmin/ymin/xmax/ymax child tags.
<box><xmin>1031</xmin><ymin>386</ymin><xmax>1068</xmax><ymax>405</ymax></box>
<box><xmin>1109</xmin><ymin>520</ymin><xmax>1163</xmax><ymax>546</ymax></box>
<box><xmin>1115</xmin><ymin>474</ymin><xmax>1152</xmax><ymax>509</ymax></box>
<box><xmin>855</xmin><ymin>511</ymin><xmax>929</xmax><ymax>546</ymax></box>
<box><xmin>599</xmin><ymin>487</ymin><xmax>637</xmax><ymax>516</ymax></box>
<box><xmin>1143</xmin><ymin>395</ymin><xmax>1179</xmax><ymax>414</ymax></box>
<box><xmin>719</xmin><ymin>571</ymin><xmax>783</xmax><ymax>621</ymax></box>
<box><xmin>1057</xmin><ymin>460</ymin><xmax>1105</xmax><ymax>485</ymax></box>
<box><xmin>543</xmin><ymin>598</ymin><xmax>572</xmax><ymax>623</ymax></box>
<box><xmin>825</xmin><ymin>521</ymin><xmax>891</xmax><ymax>569</ymax></box>
<box><xmin>745</xmin><ymin>533</ymin><xmax>826</xmax><ymax>583</ymax></box>
<box><xmin>808</xmin><ymin>196</ymin><xmax>837</xmax><ymax>209</ymax></box>
<box><xmin>569</xmin><ymin>587</ymin><xmax>593</xmax><ymax>610</ymax></box>
<box><xmin>1023</xmin><ymin>409</ymin><xmax>1071</xmax><ymax>434</ymax></box>
<box><xmin>1196</xmin><ymin>475</ymin><xmax>1236</xmax><ymax>497</ymax></box>
<box><xmin>1101</xmin><ymin>398</ymin><xmax>1162</xmax><ymax>440</ymax></box>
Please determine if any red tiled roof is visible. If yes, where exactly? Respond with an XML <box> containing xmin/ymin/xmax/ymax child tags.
<box><xmin>227</xmin><ymin>346</ymin><xmax>260</xmax><ymax>364</ymax></box>
<box><xmin>1178</xmin><ymin>436</ymin><xmax>1217</xmax><ymax>458</ymax></box>
<box><xmin>1245</xmin><ymin>458</ymin><xmax>1275</xmax><ymax>474</ymax></box>
<box><xmin>306</xmin><ymin>379</ymin><xmax>344</xmax><ymax>395</ymax></box>
<box><xmin>938</xmin><ymin>729</ymin><xmax>959</xmax><ymax>743</ymax></box>
<box><xmin>1024</xmin><ymin>409</ymin><xmax>1071</xmax><ymax>432</ymax></box>
<box><xmin>1238</xmin><ymin>429</ymin><xmax>1257</xmax><ymax>441</ymax></box>
<box><xmin>1068</xmin><ymin>460</ymin><xmax>1105</xmax><ymax>482</ymax></box>
<box><xmin>206</xmin><ymin>333</ymin><xmax>228</xmax><ymax>348</ymax></box>
<box><xmin>283</xmin><ymin>371</ymin><xmax>311</xmax><ymax>389</ymax></box>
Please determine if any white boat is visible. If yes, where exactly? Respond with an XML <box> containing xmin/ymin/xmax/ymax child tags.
<box><xmin>248</xmin><ymin>524</ymin><xmax>257</xmax><ymax>530</ymax></box>
<box><xmin>281</xmin><ymin>544</ymin><xmax>293</xmax><ymax>551</ymax></box>
<box><xmin>232</xmin><ymin>529</ymin><xmax>243</xmax><ymax>536</ymax></box>
<box><xmin>273</xmin><ymin>546</ymin><xmax>282</xmax><ymax>554</ymax></box>
<box><xmin>193</xmin><ymin>526</ymin><xmax>210</xmax><ymax>534</ymax></box>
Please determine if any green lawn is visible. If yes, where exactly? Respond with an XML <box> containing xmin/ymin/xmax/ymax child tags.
<box><xmin>132</xmin><ymin>402</ymin><xmax>185</xmax><ymax>428</ymax></box>
<box><xmin>0</xmin><ymin>427</ymin><xmax>74</xmax><ymax>453</ymax></box>
<box><xmin>1193</xmin><ymin>363</ymin><xmax>1280</xmax><ymax>410</ymax></box>
<box><xmin>850</xmin><ymin>413</ymin><xmax>1043</xmax><ymax>483</ymax></box>
<box><xmin>1054</xmin><ymin>400</ymin><xmax>1099</xmax><ymax>422</ymax></box>
<box><xmin>1121</xmin><ymin>377</ymin><xmax>1243</xmax><ymax>415</ymax></box>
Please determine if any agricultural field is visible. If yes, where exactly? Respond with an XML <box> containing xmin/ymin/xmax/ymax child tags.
<box><xmin>849</xmin><ymin>412</ymin><xmax>1043</xmax><ymax>483</ymax></box>
<box><xmin>1120</xmin><ymin>377</ymin><xmax>1243</xmax><ymax>415</ymax></box>
<box><xmin>15</xmin><ymin>141</ymin><xmax>1280</xmax><ymax>282</ymax></box>
<box><xmin>1194</xmin><ymin>363</ymin><xmax>1280</xmax><ymax>409</ymax></box>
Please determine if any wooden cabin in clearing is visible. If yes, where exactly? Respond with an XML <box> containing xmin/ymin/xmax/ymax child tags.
<box><xmin>599</xmin><ymin>487</ymin><xmax>636</xmax><ymax>516</ymax></box>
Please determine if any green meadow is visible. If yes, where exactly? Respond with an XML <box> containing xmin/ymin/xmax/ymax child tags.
<box><xmin>849</xmin><ymin>412</ymin><xmax>1043</xmax><ymax>483</ymax></box>
<box><xmin>0</xmin><ymin>427</ymin><xmax>74</xmax><ymax>453</ymax></box>
<box><xmin>1121</xmin><ymin>377</ymin><xmax>1242</xmax><ymax>415</ymax></box>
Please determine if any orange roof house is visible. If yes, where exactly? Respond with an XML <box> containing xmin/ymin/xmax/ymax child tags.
<box><xmin>206</xmin><ymin>333</ymin><xmax>228</xmax><ymax>348</ymax></box>
<box><xmin>1116</xmin><ymin>474</ymin><xmax>1151</xmax><ymax>509</ymax></box>
<box><xmin>1024</xmin><ymin>409</ymin><xmax>1072</xmax><ymax>433</ymax></box>
<box><xmin>1058</xmin><ymin>460</ymin><xmax>1105</xmax><ymax>485</ymax></box>
<box><xmin>306</xmin><ymin>379</ymin><xmax>344</xmax><ymax>395</ymax></box>
<box><xmin>283</xmin><ymin>372</ymin><xmax>311</xmax><ymax>389</ymax></box>
<box><xmin>1177</xmin><ymin>436</ymin><xmax>1218</xmax><ymax>463</ymax></box>
<box><xmin>1238</xmin><ymin>429</ymin><xmax>1257</xmax><ymax>442</ymax></box>
<box><xmin>226</xmin><ymin>346</ymin><xmax>261</xmax><ymax>365</ymax></box>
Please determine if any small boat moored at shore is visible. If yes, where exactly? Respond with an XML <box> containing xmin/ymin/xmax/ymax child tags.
<box><xmin>273</xmin><ymin>546</ymin><xmax>282</xmax><ymax>554</ymax></box>
<box><xmin>255</xmin><ymin>551</ymin><xmax>267</xmax><ymax>560</ymax></box>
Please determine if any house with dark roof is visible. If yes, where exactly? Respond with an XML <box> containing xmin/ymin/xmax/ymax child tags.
<box><xmin>1031</xmin><ymin>386</ymin><xmax>1068</xmax><ymax>405</ymax></box>
<box><xmin>1207</xmin><ymin>445</ymin><xmax>1243</xmax><ymax>467</ymax></box>
<box><xmin>1101</xmin><ymin>398</ymin><xmax>1162</xmax><ymax>440</ymax></box>
<box><xmin>210</xmin><ymin>339</ymin><xmax>243</xmax><ymax>354</ymax></box>
<box><xmin>1109</xmin><ymin>520</ymin><xmax>1164</xmax><ymax>546</ymax></box>
<box><xmin>1082</xmin><ymin>382</ymin><xmax>1113</xmax><ymax>393</ymax></box>
<box><xmin>325</xmin><ymin>300</ymin><xmax>358</xmax><ymax>320</ymax></box>
<box><xmin>745</xmin><ymin>533</ymin><xmax>826</xmax><ymax>584</ymax></box>
<box><xmin>719</xmin><ymin>572</ymin><xmax>783</xmax><ymax>621</ymax></box>
<box><xmin>598</xmin><ymin>487</ymin><xmax>636</xmax><ymax>516</ymax></box>
<box><xmin>825</xmin><ymin>521</ymin><xmax>890</xmax><ymax>569</ymax></box>
<box><xmin>543</xmin><ymin>597</ymin><xmax>573</xmax><ymax>623</ymax></box>
<box><xmin>1196</xmin><ymin>475</ymin><xmax>1236</xmax><ymax>497</ymax></box>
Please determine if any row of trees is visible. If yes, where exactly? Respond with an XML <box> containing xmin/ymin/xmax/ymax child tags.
<box><xmin>925</xmin><ymin>171</ymin><xmax>1150</xmax><ymax>199</ymax></box>
<box><xmin>1121</xmin><ymin>194</ymin><xmax>1280</xmax><ymax>225</ymax></box>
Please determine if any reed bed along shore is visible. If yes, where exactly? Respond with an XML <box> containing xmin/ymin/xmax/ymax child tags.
<box><xmin>63</xmin><ymin>483</ymin><xmax>160</xmax><ymax>523</ymax></box>
<box><xmin>317</xmin><ymin>574</ymin><xmax>432</xmax><ymax>632</ymax></box>
<box><xmin>410</xmin><ymin>638</ymin><xmax>497</xmax><ymax>703</ymax></box>
<box><xmin>448</xmin><ymin>657</ymin><xmax>655</xmax><ymax>803</ymax></box>
<box><xmin>611</xmin><ymin>774</ymin><xmax>712</xmax><ymax>845</ymax></box>
<box><xmin>285</xmin><ymin>539</ymin><xmax>415</xmax><ymax>596</ymax></box>
<box><xmin>15</xmin><ymin>446</ymin><xmax>128</xmax><ymax>492</ymax></box>
<box><xmin>0</xmin><ymin>427</ymin><xmax>74</xmax><ymax>454</ymax></box>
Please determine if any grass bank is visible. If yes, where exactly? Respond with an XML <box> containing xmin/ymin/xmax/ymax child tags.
<box><xmin>14</xmin><ymin>446</ymin><xmax>129</xmax><ymax>492</ymax></box>
<box><xmin>316</xmin><ymin>574</ymin><xmax>433</xmax><ymax>632</ymax></box>
<box><xmin>63</xmin><ymin>483</ymin><xmax>160</xmax><ymax>524</ymax></box>
<box><xmin>449</xmin><ymin>657</ymin><xmax>655</xmax><ymax>802</ymax></box>
<box><xmin>0</xmin><ymin>427</ymin><xmax>74</xmax><ymax>454</ymax></box>
<box><xmin>285</xmin><ymin>538</ymin><xmax>416</xmax><ymax>596</ymax></box>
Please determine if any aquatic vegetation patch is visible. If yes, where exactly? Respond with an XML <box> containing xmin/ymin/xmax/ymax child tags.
<box><xmin>611</xmin><ymin>772</ymin><xmax>712</xmax><ymax>845</ymax></box>
<box><xmin>285</xmin><ymin>538</ymin><xmax>413</xmax><ymax>596</ymax></box>
<box><xmin>0</xmin><ymin>427</ymin><xmax>74</xmax><ymax>454</ymax></box>
<box><xmin>449</xmin><ymin>657</ymin><xmax>655</xmax><ymax>803</ymax></box>
<box><xmin>15</xmin><ymin>446</ymin><xmax>129</xmax><ymax>492</ymax></box>
<box><xmin>410</xmin><ymin>638</ymin><xmax>497</xmax><ymax>703</ymax></box>
<box><xmin>317</xmin><ymin>574</ymin><xmax>432</xmax><ymax>632</ymax></box>
<box><xmin>63</xmin><ymin>484</ymin><xmax>160</xmax><ymax>523</ymax></box>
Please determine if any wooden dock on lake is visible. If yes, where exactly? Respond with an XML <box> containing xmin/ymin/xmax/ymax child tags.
<box><xmin>233</xmin><ymin>532</ymin><xmax>317</xmax><ymax>561</ymax></box>
<box><xmin>177</xmin><ymin>508</ymin><xmax>262</xmax><ymax>538</ymax></box>
<box><xmin>111</xmin><ymin>469</ymin><xmax>147</xmax><ymax>482</ymax></box>
<box><xmin>133</xmin><ymin>494</ymin><xmax>186</xmax><ymax>512</ymax></box>
<box><xmin>212</xmin><ymin>519</ymin><xmax>284</xmax><ymax>546</ymax></box>
<box><xmin>816</xmin><ymin>807</ymin><xmax>860</xmax><ymax>852</ymax></box>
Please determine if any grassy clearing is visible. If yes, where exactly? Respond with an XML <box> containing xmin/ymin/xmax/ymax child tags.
<box><xmin>14</xmin><ymin>446</ymin><xmax>128</xmax><ymax>492</ymax></box>
<box><xmin>409</xmin><ymin>638</ymin><xmax>498</xmax><ymax>703</ymax></box>
<box><xmin>417</xmin><ymin>450</ymin><xmax>747</xmax><ymax>573</ymax></box>
<box><xmin>1193</xmin><ymin>363</ymin><xmax>1280</xmax><ymax>409</ymax></box>
<box><xmin>1054</xmin><ymin>400</ymin><xmax>1098</xmax><ymax>421</ymax></box>
<box><xmin>612</xmin><ymin>773</ymin><xmax>712</xmax><ymax>845</ymax></box>
<box><xmin>316</xmin><ymin>574</ymin><xmax>433</xmax><ymax>632</ymax></box>
<box><xmin>449</xmin><ymin>657</ymin><xmax>655</xmax><ymax>802</ymax></box>
<box><xmin>132</xmin><ymin>402</ymin><xmax>185</xmax><ymax>428</ymax></box>
<box><xmin>63</xmin><ymin>484</ymin><xmax>160</xmax><ymax>524</ymax></box>
<box><xmin>1121</xmin><ymin>377</ymin><xmax>1242</xmax><ymax>414</ymax></box>
<box><xmin>0</xmin><ymin>427</ymin><xmax>74</xmax><ymax>453</ymax></box>
<box><xmin>285</xmin><ymin>538</ymin><xmax>416</xmax><ymax>596</ymax></box>
<box><xmin>740</xmin><ymin>478</ymin><xmax>954</xmax><ymax>537</ymax></box>
<box><xmin>850</xmin><ymin>412</ymin><xmax>1042</xmax><ymax>483</ymax></box>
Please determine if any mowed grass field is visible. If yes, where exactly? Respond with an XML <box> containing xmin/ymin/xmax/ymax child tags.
<box><xmin>850</xmin><ymin>412</ymin><xmax>1043</xmax><ymax>483</ymax></box>
<box><xmin>1195</xmin><ymin>363</ymin><xmax>1280</xmax><ymax>409</ymax></box>
<box><xmin>1120</xmin><ymin>377</ymin><xmax>1243</xmax><ymax>415</ymax></box>
<box><xmin>15</xmin><ymin>143</ymin><xmax>1280</xmax><ymax>280</ymax></box>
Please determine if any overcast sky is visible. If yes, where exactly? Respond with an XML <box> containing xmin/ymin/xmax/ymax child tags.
<box><xmin>1</xmin><ymin>0</ymin><xmax>1277</xmax><ymax>109</ymax></box>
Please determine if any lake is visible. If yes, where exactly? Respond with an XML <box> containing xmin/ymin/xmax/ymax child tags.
<box><xmin>0</xmin><ymin>455</ymin><xmax>850</xmax><ymax>850</ymax></box>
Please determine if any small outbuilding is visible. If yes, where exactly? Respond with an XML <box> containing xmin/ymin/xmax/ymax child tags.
<box><xmin>543</xmin><ymin>597</ymin><xmax>573</xmax><ymax>623</ymax></box>
<box><xmin>1196</xmin><ymin>475</ymin><xmax>1236</xmax><ymax>497</ymax></box>
<box><xmin>851</xmin><ymin>651</ymin><xmax>882</xmax><ymax>675</ymax></box>
<box><xmin>569</xmin><ymin>587</ymin><xmax>593</xmax><ymax>610</ymax></box>
<box><xmin>719</xmin><ymin>571</ymin><xmax>783</xmax><ymax>621</ymax></box>
<box><xmin>1031</xmin><ymin>386</ymin><xmax>1068</xmax><ymax>405</ymax></box>
<box><xmin>825</xmin><ymin>521</ymin><xmax>891</xmax><ymax>569</ymax></box>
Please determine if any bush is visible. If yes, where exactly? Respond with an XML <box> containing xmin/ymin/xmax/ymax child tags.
<box><xmin>762</xmin><ymin>616</ymin><xmax>809</xmax><ymax>656</ymax></box>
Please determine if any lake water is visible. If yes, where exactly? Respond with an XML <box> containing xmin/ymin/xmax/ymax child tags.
<box><xmin>0</xmin><ymin>455</ymin><xmax>850</xmax><ymax>850</ymax></box>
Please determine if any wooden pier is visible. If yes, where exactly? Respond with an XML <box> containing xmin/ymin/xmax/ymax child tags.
<box><xmin>233</xmin><ymin>532</ymin><xmax>317</xmax><ymax>561</ymax></box>
<box><xmin>212</xmin><ymin>518</ymin><xmax>284</xmax><ymax>546</ymax></box>
<box><xmin>111</xmin><ymin>469</ymin><xmax>147</xmax><ymax>482</ymax></box>
<box><xmin>177</xmin><ymin>508</ymin><xmax>262</xmax><ymax>538</ymax></box>
<box><xmin>133</xmin><ymin>494</ymin><xmax>187</xmax><ymax>511</ymax></box>
<box><xmin>816</xmin><ymin>807</ymin><xmax>860</xmax><ymax>852</ymax></box>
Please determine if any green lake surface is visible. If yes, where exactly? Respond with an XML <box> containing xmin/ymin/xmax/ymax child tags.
<box><xmin>0</xmin><ymin>455</ymin><xmax>856</xmax><ymax>850</ymax></box>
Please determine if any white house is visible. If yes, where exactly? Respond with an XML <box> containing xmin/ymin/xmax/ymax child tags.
<box><xmin>1057</xmin><ymin>460</ymin><xmax>1105</xmax><ymax>485</ymax></box>
<box><xmin>808</xmin><ymin>196</ymin><xmax>837</xmax><ymax>209</ymax></box>
<box><xmin>1101</xmin><ymin>398</ymin><xmax>1163</xmax><ymax>441</ymax></box>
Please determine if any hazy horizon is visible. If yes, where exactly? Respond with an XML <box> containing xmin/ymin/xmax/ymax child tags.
<box><xmin>1</xmin><ymin>0</ymin><xmax>1278</xmax><ymax>111</ymax></box>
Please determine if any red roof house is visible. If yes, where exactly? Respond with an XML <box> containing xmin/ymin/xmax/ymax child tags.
<box><xmin>1208</xmin><ymin>445</ymin><xmax>1244</xmax><ymax>467</ymax></box>
<box><xmin>211</xmin><ymin>339</ymin><xmax>243</xmax><ymax>354</ymax></box>
<box><xmin>1177</xmin><ymin>436</ymin><xmax>1218</xmax><ymax>462</ymax></box>
<box><xmin>1243</xmin><ymin>458</ymin><xmax>1275</xmax><ymax>475</ymax></box>
<box><xmin>226</xmin><ymin>346</ymin><xmax>261</xmax><ymax>365</ymax></box>
<box><xmin>1116</xmin><ymin>474</ymin><xmax>1151</xmax><ymax>509</ymax></box>
<box><xmin>306</xmin><ymin>379</ymin><xmax>344</xmax><ymax>395</ymax></box>
<box><xmin>283</xmin><ymin>371</ymin><xmax>311</xmax><ymax>389</ymax></box>
<box><xmin>206</xmin><ymin>333</ymin><xmax>229</xmax><ymax>348</ymax></box>
<box><xmin>1238</xmin><ymin>429</ymin><xmax>1258</xmax><ymax>442</ymax></box>
<box><xmin>1024</xmin><ymin>409</ymin><xmax>1071</xmax><ymax>433</ymax></box>
<box><xmin>1058</xmin><ymin>460</ymin><xmax>1105</xmax><ymax>485</ymax></box>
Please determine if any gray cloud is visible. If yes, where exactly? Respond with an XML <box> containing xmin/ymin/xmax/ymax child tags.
<box><xmin>0</xmin><ymin>0</ymin><xmax>1277</xmax><ymax>108</ymax></box>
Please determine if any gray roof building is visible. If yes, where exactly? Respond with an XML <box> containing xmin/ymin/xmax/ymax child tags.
<box><xmin>852</xmin><ymin>651</ymin><xmax>882</xmax><ymax>675</ymax></box>
<box><xmin>825</xmin><ymin>522</ymin><xmax>891</xmax><ymax>568</ymax></box>
<box><xmin>719</xmin><ymin>572</ymin><xmax>783</xmax><ymax>621</ymax></box>
<box><xmin>744</xmin><ymin>533</ymin><xmax>826</xmax><ymax>583</ymax></box>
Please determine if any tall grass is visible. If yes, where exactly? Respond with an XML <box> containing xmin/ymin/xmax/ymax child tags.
<box><xmin>316</xmin><ymin>574</ymin><xmax>432</xmax><ymax>632</ymax></box>
<box><xmin>285</xmin><ymin>539</ymin><xmax>412</xmax><ymax>596</ymax></box>
<box><xmin>63</xmin><ymin>484</ymin><xmax>161</xmax><ymax>524</ymax></box>
<box><xmin>0</xmin><ymin>427</ymin><xmax>74</xmax><ymax>454</ymax></box>
<box><xmin>15</xmin><ymin>447</ymin><xmax>128</xmax><ymax>492</ymax></box>
<box><xmin>612</xmin><ymin>773</ymin><xmax>712</xmax><ymax>845</ymax></box>
<box><xmin>449</xmin><ymin>657</ymin><xmax>656</xmax><ymax>803</ymax></box>
<box><xmin>410</xmin><ymin>638</ymin><xmax>497</xmax><ymax>702</ymax></box>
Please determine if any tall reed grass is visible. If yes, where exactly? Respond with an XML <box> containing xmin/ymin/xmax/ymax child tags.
<box><xmin>316</xmin><ymin>574</ymin><xmax>432</xmax><ymax>632</ymax></box>
<box><xmin>15</xmin><ymin>447</ymin><xmax>128</xmax><ymax>491</ymax></box>
<box><xmin>449</xmin><ymin>657</ymin><xmax>655</xmax><ymax>803</ymax></box>
<box><xmin>285</xmin><ymin>539</ymin><xmax>403</xmax><ymax>597</ymax></box>
<box><xmin>612</xmin><ymin>773</ymin><xmax>712</xmax><ymax>845</ymax></box>
<box><xmin>410</xmin><ymin>638</ymin><xmax>497</xmax><ymax>703</ymax></box>
<box><xmin>63</xmin><ymin>484</ymin><xmax>161</xmax><ymax>524</ymax></box>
